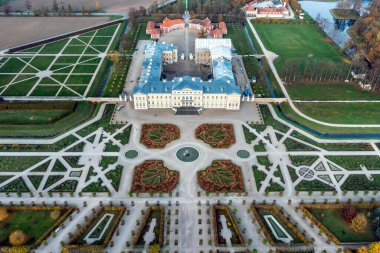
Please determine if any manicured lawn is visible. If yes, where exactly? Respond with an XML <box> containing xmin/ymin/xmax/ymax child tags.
<box><xmin>293</xmin><ymin>102</ymin><xmax>380</xmax><ymax>124</ymax></box>
<box><xmin>254</xmin><ymin>23</ymin><xmax>347</xmax><ymax>73</ymax></box>
<box><xmin>307</xmin><ymin>208</ymin><xmax>377</xmax><ymax>242</ymax></box>
<box><xmin>279</xmin><ymin>103</ymin><xmax>380</xmax><ymax>134</ymax></box>
<box><xmin>0</xmin><ymin>156</ymin><xmax>46</xmax><ymax>172</ymax></box>
<box><xmin>0</xmin><ymin>108</ymin><xmax>72</xmax><ymax>124</ymax></box>
<box><xmin>326</xmin><ymin>156</ymin><xmax>380</xmax><ymax>170</ymax></box>
<box><xmin>0</xmin><ymin>101</ymin><xmax>97</xmax><ymax>137</ymax></box>
<box><xmin>287</xmin><ymin>84</ymin><xmax>380</xmax><ymax>100</ymax></box>
<box><xmin>225</xmin><ymin>24</ymin><xmax>254</xmax><ymax>55</ymax></box>
<box><xmin>0</xmin><ymin>210</ymin><xmax>57</xmax><ymax>246</ymax></box>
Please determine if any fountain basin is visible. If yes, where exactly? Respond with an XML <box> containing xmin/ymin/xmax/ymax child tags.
<box><xmin>176</xmin><ymin>146</ymin><xmax>199</xmax><ymax>162</ymax></box>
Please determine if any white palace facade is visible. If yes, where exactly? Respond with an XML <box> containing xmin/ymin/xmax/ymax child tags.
<box><xmin>133</xmin><ymin>39</ymin><xmax>241</xmax><ymax>111</ymax></box>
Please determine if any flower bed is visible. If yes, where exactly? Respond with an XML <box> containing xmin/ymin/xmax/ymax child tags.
<box><xmin>131</xmin><ymin>160</ymin><xmax>179</xmax><ymax>193</ymax></box>
<box><xmin>64</xmin><ymin>206</ymin><xmax>125</xmax><ymax>252</ymax></box>
<box><xmin>250</xmin><ymin>204</ymin><xmax>308</xmax><ymax>246</ymax></box>
<box><xmin>0</xmin><ymin>205</ymin><xmax>75</xmax><ymax>252</ymax></box>
<box><xmin>133</xmin><ymin>205</ymin><xmax>164</xmax><ymax>247</ymax></box>
<box><xmin>198</xmin><ymin>160</ymin><xmax>245</xmax><ymax>193</ymax></box>
<box><xmin>140</xmin><ymin>124</ymin><xmax>180</xmax><ymax>149</ymax></box>
<box><xmin>195</xmin><ymin>124</ymin><xmax>235</xmax><ymax>148</ymax></box>
<box><xmin>300</xmin><ymin>203</ymin><xmax>380</xmax><ymax>244</ymax></box>
<box><xmin>212</xmin><ymin>205</ymin><xmax>244</xmax><ymax>246</ymax></box>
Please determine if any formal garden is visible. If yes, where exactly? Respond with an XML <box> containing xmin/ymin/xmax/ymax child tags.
<box><xmin>195</xmin><ymin>124</ymin><xmax>236</xmax><ymax>148</ymax></box>
<box><xmin>197</xmin><ymin>160</ymin><xmax>245</xmax><ymax>193</ymax></box>
<box><xmin>132</xmin><ymin>205</ymin><xmax>164</xmax><ymax>248</ymax></box>
<box><xmin>0</xmin><ymin>24</ymin><xmax>122</xmax><ymax>97</ymax></box>
<box><xmin>140</xmin><ymin>124</ymin><xmax>180</xmax><ymax>149</ymax></box>
<box><xmin>64</xmin><ymin>206</ymin><xmax>125</xmax><ymax>252</ymax></box>
<box><xmin>0</xmin><ymin>206</ymin><xmax>74</xmax><ymax>251</ymax></box>
<box><xmin>131</xmin><ymin>160</ymin><xmax>179</xmax><ymax>194</ymax></box>
<box><xmin>250</xmin><ymin>204</ymin><xmax>308</xmax><ymax>245</ymax></box>
<box><xmin>300</xmin><ymin>204</ymin><xmax>380</xmax><ymax>244</ymax></box>
<box><xmin>212</xmin><ymin>205</ymin><xmax>244</xmax><ymax>246</ymax></box>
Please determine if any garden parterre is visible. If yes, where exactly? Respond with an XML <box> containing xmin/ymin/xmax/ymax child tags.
<box><xmin>0</xmin><ymin>24</ymin><xmax>121</xmax><ymax>97</ymax></box>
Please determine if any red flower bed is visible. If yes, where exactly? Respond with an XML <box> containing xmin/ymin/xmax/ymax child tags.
<box><xmin>195</xmin><ymin>124</ymin><xmax>235</xmax><ymax>148</ymax></box>
<box><xmin>132</xmin><ymin>160</ymin><xmax>179</xmax><ymax>193</ymax></box>
<box><xmin>198</xmin><ymin>160</ymin><xmax>245</xmax><ymax>193</ymax></box>
<box><xmin>140</xmin><ymin>124</ymin><xmax>180</xmax><ymax>149</ymax></box>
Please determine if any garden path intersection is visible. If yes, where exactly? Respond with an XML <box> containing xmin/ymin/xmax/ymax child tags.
<box><xmin>0</xmin><ymin>103</ymin><xmax>380</xmax><ymax>252</ymax></box>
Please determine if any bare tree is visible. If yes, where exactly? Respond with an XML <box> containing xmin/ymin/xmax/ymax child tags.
<box><xmin>3</xmin><ymin>0</ymin><xmax>11</xmax><ymax>16</ymax></box>
<box><xmin>52</xmin><ymin>0</ymin><xmax>59</xmax><ymax>13</ymax></box>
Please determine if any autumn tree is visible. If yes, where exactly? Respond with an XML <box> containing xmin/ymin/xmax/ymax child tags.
<box><xmin>50</xmin><ymin>210</ymin><xmax>61</xmax><ymax>220</ymax></box>
<box><xmin>369</xmin><ymin>242</ymin><xmax>380</xmax><ymax>253</ymax></box>
<box><xmin>0</xmin><ymin>207</ymin><xmax>9</xmax><ymax>222</ymax></box>
<box><xmin>341</xmin><ymin>206</ymin><xmax>357</xmax><ymax>223</ymax></box>
<box><xmin>357</xmin><ymin>246</ymin><xmax>369</xmax><ymax>253</ymax></box>
<box><xmin>350</xmin><ymin>213</ymin><xmax>368</xmax><ymax>233</ymax></box>
<box><xmin>95</xmin><ymin>1</ymin><xmax>101</xmax><ymax>11</ymax></box>
<box><xmin>9</xmin><ymin>230</ymin><xmax>28</xmax><ymax>246</ymax></box>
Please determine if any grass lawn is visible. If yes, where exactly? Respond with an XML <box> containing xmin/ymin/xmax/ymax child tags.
<box><xmin>293</xmin><ymin>102</ymin><xmax>380</xmax><ymax>124</ymax></box>
<box><xmin>0</xmin><ymin>210</ymin><xmax>57</xmax><ymax>246</ymax></box>
<box><xmin>0</xmin><ymin>101</ymin><xmax>97</xmax><ymax>138</ymax></box>
<box><xmin>279</xmin><ymin>103</ymin><xmax>380</xmax><ymax>135</ymax></box>
<box><xmin>287</xmin><ymin>84</ymin><xmax>380</xmax><ymax>100</ymax></box>
<box><xmin>0</xmin><ymin>156</ymin><xmax>46</xmax><ymax>172</ymax></box>
<box><xmin>0</xmin><ymin>108</ymin><xmax>73</xmax><ymax>124</ymax></box>
<box><xmin>253</xmin><ymin>23</ymin><xmax>348</xmax><ymax>73</ymax></box>
<box><xmin>225</xmin><ymin>24</ymin><xmax>254</xmax><ymax>55</ymax></box>
<box><xmin>307</xmin><ymin>208</ymin><xmax>377</xmax><ymax>242</ymax></box>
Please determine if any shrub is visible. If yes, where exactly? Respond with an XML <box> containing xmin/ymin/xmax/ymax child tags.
<box><xmin>0</xmin><ymin>207</ymin><xmax>10</xmax><ymax>222</ymax></box>
<box><xmin>350</xmin><ymin>214</ymin><xmax>368</xmax><ymax>233</ymax></box>
<box><xmin>50</xmin><ymin>210</ymin><xmax>61</xmax><ymax>220</ymax></box>
<box><xmin>9</xmin><ymin>230</ymin><xmax>28</xmax><ymax>246</ymax></box>
<box><xmin>357</xmin><ymin>246</ymin><xmax>368</xmax><ymax>253</ymax></box>
<box><xmin>341</xmin><ymin>206</ymin><xmax>357</xmax><ymax>223</ymax></box>
<box><xmin>369</xmin><ymin>242</ymin><xmax>380</xmax><ymax>253</ymax></box>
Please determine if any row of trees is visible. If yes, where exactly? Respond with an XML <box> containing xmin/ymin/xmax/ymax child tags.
<box><xmin>1</xmin><ymin>0</ymin><xmax>101</xmax><ymax>16</ymax></box>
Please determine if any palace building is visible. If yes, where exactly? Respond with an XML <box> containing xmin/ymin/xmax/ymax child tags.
<box><xmin>133</xmin><ymin>39</ymin><xmax>241</xmax><ymax>111</ymax></box>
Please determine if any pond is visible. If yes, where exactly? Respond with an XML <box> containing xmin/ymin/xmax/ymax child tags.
<box><xmin>300</xmin><ymin>0</ymin><xmax>371</xmax><ymax>47</ymax></box>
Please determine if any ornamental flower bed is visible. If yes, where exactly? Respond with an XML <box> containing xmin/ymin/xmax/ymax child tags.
<box><xmin>140</xmin><ymin>124</ymin><xmax>180</xmax><ymax>149</ymax></box>
<box><xmin>300</xmin><ymin>203</ymin><xmax>380</xmax><ymax>244</ymax></box>
<box><xmin>64</xmin><ymin>206</ymin><xmax>125</xmax><ymax>252</ymax></box>
<box><xmin>198</xmin><ymin>160</ymin><xmax>245</xmax><ymax>193</ymax></box>
<box><xmin>195</xmin><ymin>124</ymin><xmax>235</xmax><ymax>148</ymax></box>
<box><xmin>133</xmin><ymin>206</ymin><xmax>164</xmax><ymax>247</ymax></box>
<box><xmin>132</xmin><ymin>160</ymin><xmax>179</xmax><ymax>193</ymax></box>
<box><xmin>250</xmin><ymin>204</ymin><xmax>309</xmax><ymax>246</ymax></box>
<box><xmin>0</xmin><ymin>205</ymin><xmax>75</xmax><ymax>252</ymax></box>
<box><xmin>212</xmin><ymin>205</ymin><xmax>244</xmax><ymax>246</ymax></box>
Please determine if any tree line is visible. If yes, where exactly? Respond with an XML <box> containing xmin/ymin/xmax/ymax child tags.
<box><xmin>1</xmin><ymin>0</ymin><xmax>101</xmax><ymax>16</ymax></box>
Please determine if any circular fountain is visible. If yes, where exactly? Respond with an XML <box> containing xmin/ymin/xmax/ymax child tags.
<box><xmin>176</xmin><ymin>146</ymin><xmax>199</xmax><ymax>162</ymax></box>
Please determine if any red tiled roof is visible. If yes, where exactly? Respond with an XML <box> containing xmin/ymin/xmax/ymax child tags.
<box><xmin>211</xmin><ymin>29</ymin><xmax>223</xmax><ymax>36</ymax></box>
<box><xmin>218</xmin><ymin>22</ymin><xmax>227</xmax><ymax>33</ymax></box>
<box><xmin>147</xmin><ymin>21</ymin><xmax>155</xmax><ymax>30</ymax></box>
<box><xmin>160</xmin><ymin>17</ymin><xmax>185</xmax><ymax>28</ymax></box>
<box><xmin>189</xmin><ymin>18</ymin><xmax>213</xmax><ymax>28</ymax></box>
<box><xmin>151</xmin><ymin>29</ymin><xmax>160</xmax><ymax>34</ymax></box>
<box><xmin>245</xmin><ymin>5</ymin><xmax>255</xmax><ymax>12</ymax></box>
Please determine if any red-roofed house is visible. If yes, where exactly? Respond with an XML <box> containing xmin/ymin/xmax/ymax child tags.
<box><xmin>146</xmin><ymin>21</ymin><xmax>161</xmax><ymax>39</ymax></box>
<box><xmin>244</xmin><ymin>0</ymin><xmax>289</xmax><ymax>18</ymax></box>
<box><xmin>189</xmin><ymin>18</ymin><xmax>214</xmax><ymax>33</ymax></box>
<box><xmin>211</xmin><ymin>22</ymin><xmax>228</xmax><ymax>39</ymax></box>
<box><xmin>159</xmin><ymin>17</ymin><xmax>185</xmax><ymax>33</ymax></box>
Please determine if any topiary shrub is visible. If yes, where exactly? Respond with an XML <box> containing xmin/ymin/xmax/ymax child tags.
<box><xmin>350</xmin><ymin>214</ymin><xmax>368</xmax><ymax>233</ymax></box>
<box><xmin>50</xmin><ymin>210</ymin><xmax>61</xmax><ymax>220</ymax></box>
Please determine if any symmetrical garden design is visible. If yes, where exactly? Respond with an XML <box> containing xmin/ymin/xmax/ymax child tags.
<box><xmin>133</xmin><ymin>205</ymin><xmax>164</xmax><ymax>247</ymax></box>
<box><xmin>195</xmin><ymin>124</ymin><xmax>235</xmax><ymax>148</ymax></box>
<box><xmin>140</xmin><ymin>124</ymin><xmax>180</xmax><ymax>149</ymax></box>
<box><xmin>251</xmin><ymin>204</ymin><xmax>308</xmax><ymax>245</ymax></box>
<box><xmin>212</xmin><ymin>205</ymin><xmax>244</xmax><ymax>246</ymax></box>
<box><xmin>197</xmin><ymin>160</ymin><xmax>245</xmax><ymax>193</ymax></box>
<box><xmin>0</xmin><ymin>24</ymin><xmax>121</xmax><ymax>97</ymax></box>
<box><xmin>64</xmin><ymin>206</ymin><xmax>125</xmax><ymax>252</ymax></box>
<box><xmin>131</xmin><ymin>160</ymin><xmax>179</xmax><ymax>193</ymax></box>
<box><xmin>0</xmin><ymin>206</ymin><xmax>74</xmax><ymax>251</ymax></box>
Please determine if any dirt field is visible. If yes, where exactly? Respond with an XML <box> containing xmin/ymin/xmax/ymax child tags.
<box><xmin>6</xmin><ymin>0</ymin><xmax>158</xmax><ymax>13</ymax></box>
<box><xmin>0</xmin><ymin>16</ymin><xmax>110</xmax><ymax>50</ymax></box>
